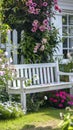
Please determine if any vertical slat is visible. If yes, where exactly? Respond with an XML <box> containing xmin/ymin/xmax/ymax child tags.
<box><xmin>13</xmin><ymin>29</ymin><xmax>18</xmax><ymax>64</ymax></box>
<box><xmin>39</xmin><ymin>67</ymin><xmax>43</xmax><ymax>84</ymax></box>
<box><xmin>21</xmin><ymin>69</ymin><xmax>24</xmax><ymax>77</ymax></box>
<box><xmin>47</xmin><ymin>67</ymin><xmax>50</xmax><ymax>83</ymax></box>
<box><xmin>25</xmin><ymin>68</ymin><xmax>28</xmax><ymax>79</ymax></box>
<box><xmin>36</xmin><ymin>68</ymin><xmax>39</xmax><ymax>84</ymax></box>
<box><xmin>43</xmin><ymin>67</ymin><xmax>47</xmax><ymax>84</ymax></box>
<box><xmin>21</xmin><ymin>30</ymin><xmax>24</xmax><ymax>64</ymax></box>
<box><xmin>0</xmin><ymin>32</ymin><xmax>1</xmax><ymax>48</ymax></box>
<box><xmin>56</xmin><ymin>60</ymin><xmax>60</xmax><ymax>82</ymax></box>
<box><xmin>17</xmin><ymin>69</ymin><xmax>20</xmax><ymax>87</ymax></box>
<box><xmin>51</xmin><ymin>67</ymin><xmax>54</xmax><ymax>83</ymax></box>
<box><xmin>6</xmin><ymin>30</ymin><xmax>12</xmax><ymax>59</ymax></box>
<box><xmin>32</xmin><ymin>68</ymin><xmax>36</xmax><ymax>85</ymax></box>
<box><xmin>28</xmin><ymin>68</ymin><xmax>32</xmax><ymax>81</ymax></box>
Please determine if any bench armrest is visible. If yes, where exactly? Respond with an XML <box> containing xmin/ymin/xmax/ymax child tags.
<box><xmin>59</xmin><ymin>71</ymin><xmax>73</xmax><ymax>82</ymax></box>
<box><xmin>59</xmin><ymin>71</ymin><xmax>73</xmax><ymax>76</ymax></box>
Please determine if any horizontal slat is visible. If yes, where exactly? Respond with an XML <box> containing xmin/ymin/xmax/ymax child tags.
<box><xmin>14</xmin><ymin>63</ymin><xmax>57</xmax><ymax>69</ymax></box>
<box><xmin>59</xmin><ymin>71</ymin><xmax>73</xmax><ymax>76</ymax></box>
<box><xmin>8</xmin><ymin>82</ymin><xmax>72</xmax><ymax>94</ymax></box>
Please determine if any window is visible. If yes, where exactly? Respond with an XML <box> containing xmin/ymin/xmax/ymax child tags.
<box><xmin>62</xmin><ymin>14</ymin><xmax>73</xmax><ymax>58</ymax></box>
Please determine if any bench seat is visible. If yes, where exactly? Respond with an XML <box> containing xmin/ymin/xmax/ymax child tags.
<box><xmin>8</xmin><ymin>82</ymin><xmax>72</xmax><ymax>94</ymax></box>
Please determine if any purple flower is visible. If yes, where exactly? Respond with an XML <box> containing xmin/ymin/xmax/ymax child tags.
<box><xmin>43</xmin><ymin>19</ymin><xmax>48</xmax><ymax>26</ymax></box>
<box><xmin>32</xmin><ymin>20</ymin><xmax>39</xmax><ymax>27</ymax></box>
<box><xmin>28</xmin><ymin>6</ymin><xmax>35</xmax><ymax>14</ymax></box>
<box><xmin>0</xmin><ymin>71</ymin><xmax>5</xmax><ymax>76</ymax></box>
<box><xmin>39</xmin><ymin>25</ymin><xmax>46</xmax><ymax>32</ymax></box>
<box><xmin>58</xmin><ymin>104</ymin><xmax>63</xmax><ymax>108</ymax></box>
<box><xmin>68</xmin><ymin>101</ymin><xmax>73</xmax><ymax>106</ymax></box>
<box><xmin>34</xmin><ymin>8</ymin><xmax>40</xmax><ymax>14</ymax></box>
<box><xmin>42</xmin><ymin>2</ymin><xmax>48</xmax><ymax>7</ymax></box>
<box><xmin>32</xmin><ymin>2</ymin><xmax>37</xmax><ymax>7</ymax></box>
<box><xmin>53</xmin><ymin>0</ymin><xmax>58</xmax><ymax>4</ymax></box>
<box><xmin>31</xmin><ymin>26</ymin><xmax>37</xmax><ymax>32</ymax></box>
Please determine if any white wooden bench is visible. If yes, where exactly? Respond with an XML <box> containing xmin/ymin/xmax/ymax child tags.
<box><xmin>7</xmin><ymin>61</ymin><xmax>73</xmax><ymax>112</ymax></box>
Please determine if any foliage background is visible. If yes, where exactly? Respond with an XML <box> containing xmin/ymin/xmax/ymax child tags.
<box><xmin>1</xmin><ymin>0</ymin><xmax>61</xmax><ymax>63</ymax></box>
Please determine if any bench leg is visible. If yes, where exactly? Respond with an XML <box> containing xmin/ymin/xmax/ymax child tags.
<box><xmin>70</xmin><ymin>87</ymin><xmax>73</xmax><ymax>95</ymax></box>
<box><xmin>21</xmin><ymin>92</ymin><xmax>27</xmax><ymax>113</ymax></box>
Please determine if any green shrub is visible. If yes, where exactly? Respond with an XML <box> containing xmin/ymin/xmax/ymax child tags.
<box><xmin>59</xmin><ymin>112</ymin><xmax>73</xmax><ymax>130</ymax></box>
<box><xmin>27</xmin><ymin>94</ymin><xmax>43</xmax><ymax>112</ymax></box>
<box><xmin>0</xmin><ymin>102</ymin><xmax>24</xmax><ymax>119</ymax></box>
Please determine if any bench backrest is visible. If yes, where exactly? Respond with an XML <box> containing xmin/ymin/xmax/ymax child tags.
<box><xmin>11</xmin><ymin>62</ymin><xmax>60</xmax><ymax>88</ymax></box>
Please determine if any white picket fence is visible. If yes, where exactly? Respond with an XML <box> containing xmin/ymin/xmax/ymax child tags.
<box><xmin>0</xmin><ymin>29</ymin><xmax>23</xmax><ymax>64</ymax></box>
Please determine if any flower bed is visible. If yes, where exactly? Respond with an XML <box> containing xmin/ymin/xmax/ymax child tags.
<box><xmin>48</xmin><ymin>90</ymin><xmax>73</xmax><ymax>108</ymax></box>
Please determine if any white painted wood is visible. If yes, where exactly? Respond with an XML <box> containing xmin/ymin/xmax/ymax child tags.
<box><xmin>32</xmin><ymin>68</ymin><xmax>36</xmax><ymax>85</ymax></box>
<box><xmin>50</xmin><ymin>67</ymin><xmax>54</xmax><ymax>83</ymax></box>
<box><xmin>13</xmin><ymin>30</ymin><xmax>18</xmax><ymax>64</ymax></box>
<box><xmin>6</xmin><ymin>31</ymin><xmax>12</xmax><ymax>59</ymax></box>
<box><xmin>47</xmin><ymin>67</ymin><xmax>50</xmax><ymax>83</ymax></box>
<box><xmin>39</xmin><ymin>67</ymin><xmax>44</xmax><ymax>84</ymax></box>
<box><xmin>36</xmin><ymin>68</ymin><xmax>39</xmax><ymax>84</ymax></box>
<box><xmin>43</xmin><ymin>67</ymin><xmax>47</xmax><ymax>84</ymax></box>
<box><xmin>7</xmin><ymin>62</ymin><xmax>73</xmax><ymax>112</ymax></box>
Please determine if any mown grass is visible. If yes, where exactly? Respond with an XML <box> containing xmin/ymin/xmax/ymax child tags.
<box><xmin>0</xmin><ymin>107</ymin><xmax>67</xmax><ymax>130</ymax></box>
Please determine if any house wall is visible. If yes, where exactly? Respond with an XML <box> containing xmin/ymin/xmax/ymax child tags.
<box><xmin>54</xmin><ymin>0</ymin><xmax>73</xmax><ymax>60</ymax></box>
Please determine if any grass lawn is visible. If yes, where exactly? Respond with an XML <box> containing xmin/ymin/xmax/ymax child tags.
<box><xmin>0</xmin><ymin>107</ymin><xmax>67</xmax><ymax>130</ymax></box>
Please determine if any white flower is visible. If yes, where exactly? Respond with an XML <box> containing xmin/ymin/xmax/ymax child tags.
<box><xmin>33</xmin><ymin>74</ymin><xmax>39</xmax><ymax>81</ymax></box>
<box><xmin>44</xmin><ymin>96</ymin><xmax>48</xmax><ymax>100</ymax></box>
<box><xmin>0</xmin><ymin>58</ymin><xmax>2</xmax><ymax>62</ymax></box>
<box><xmin>41</xmin><ymin>38</ymin><xmax>47</xmax><ymax>44</ymax></box>
<box><xmin>1</xmin><ymin>64</ymin><xmax>5</xmax><ymax>68</ymax></box>
<box><xmin>4</xmin><ymin>51</ymin><xmax>8</xmax><ymax>56</ymax></box>
<box><xmin>67</xmin><ymin>53</ymin><xmax>72</xmax><ymax>60</ymax></box>
<box><xmin>10</xmin><ymin>57</ymin><xmax>13</xmax><ymax>63</ymax></box>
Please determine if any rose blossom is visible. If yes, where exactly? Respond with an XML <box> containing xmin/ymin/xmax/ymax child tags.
<box><xmin>32</xmin><ymin>20</ymin><xmax>39</xmax><ymax>27</ymax></box>
<box><xmin>39</xmin><ymin>25</ymin><xmax>46</xmax><ymax>32</ymax></box>
<box><xmin>43</xmin><ymin>19</ymin><xmax>48</xmax><ymax>26</ymax></box>
<box><xmin>42</xmin><ymin>2</ymin><xmax>48</xmax><ymax>7</ymax></box>
<box><xmin>53</xmin><ymin>0</ymin><xmax>58</xmax><ymax>4</ymax></box>
<box><xmin>28</xmin><ymin>6</ymin><xmax>35</xmax><ymax>14</ymax></box>
<box><xmin>31</xmin><ymin>26</ymin><xmax>37</xmax><ymax>32</ymax></box>
<box><xmin>54</xmin><ymin>4</ymin><xmax>62</xmax><ymax>12</ymax></box>
<box><xmin>32</xmin><ymin>2</ymin><xmax>37</xmax><ymax>7</ymax></box>
<box><xmin>34</xmin><ymin>8</ymin><xmax>40</xmax><ymax>14</ymax></box>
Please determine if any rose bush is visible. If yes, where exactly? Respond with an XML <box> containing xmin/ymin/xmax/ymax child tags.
<box><xmin>0</xmin><ymin>49</ymin><xmax>15</xmax><ymax>87</ymax></box>
<box><xmin>20</xmin><ymin>0</ymin><xmax>61</xmax><ymax>63</ymax></box>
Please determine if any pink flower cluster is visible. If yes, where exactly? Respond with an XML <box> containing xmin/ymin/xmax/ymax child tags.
<box><xmin>31</xmin><ymin>19</ymin><xmax>49</xmax><ymax>32</ymax></box>
<box><xmin>25</xmin><ymin>0</ymin><xmax>61</xmax><ymax>33</ymax></box>
<box><xmin>53</xmin><ymin>0</ymin><xmax>61</xmax><ymax>12</ymax></box>
<box><xmin>0</xmin><ymin>71</ymin><xmax>5</xmax><ymax>76</ymax></box>
<box><xmin>33</xmin><ymin>38</ymin><xmax>47</xmax><ymax>53</ymax></box>
<box><xmin>49</xmin><ymin>90</ymin><xmax>73</xmax><ymax>108</ymax></box>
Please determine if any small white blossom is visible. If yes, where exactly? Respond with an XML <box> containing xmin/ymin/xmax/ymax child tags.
<box><xmin>10</xmin><ymin>57</ymin><xmax>13</xmax><ymax>63</ymax></box>
<box><xmin>33</xmin><ymin>74</ymin><xmax>39</xmax><ymax>81</ymax></box>
<box><xmin>0</xmin><ymin>58</ymin><xmax>2</xmax><ymax>62</ymax></box>
<box><xmin>4</xmin><ymin>51</ymin><xmax>8</xmax><ymax>56</ymax></box>
<box><xmin>44</xmin><ymin>96</ymin><xmax>48</xmax><ymax>100</ymax></box>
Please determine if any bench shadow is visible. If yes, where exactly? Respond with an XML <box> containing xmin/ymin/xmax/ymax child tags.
<box><xmin>21</xmin><ymin>124</ymin><xmax>60</xmax><ymax>130</ymax></box>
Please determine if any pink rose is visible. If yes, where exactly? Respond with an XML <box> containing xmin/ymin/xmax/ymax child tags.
<box><xmin>43</xmin><ymin>19</ymin><xmax>48</xmax><ymax>26</ymax></box>
<box><xmin>39</xmin><ymin>25</ymin><xmax>46</xmax><ymax>32</ymax></box>
<box><xmin>42</xmin><ymin>2</ymin><xmax>48</xmax><ymax>7</ymax></box>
